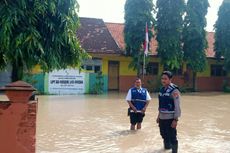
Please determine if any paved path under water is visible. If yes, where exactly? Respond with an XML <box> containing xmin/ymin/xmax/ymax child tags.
<box><xmin>24</xmin><ymin>92</ymin><xmax>230</xmax><ymax>153</ymax></box>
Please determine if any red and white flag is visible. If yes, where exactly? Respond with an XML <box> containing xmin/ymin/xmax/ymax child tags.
<box><xmin>144</xmin><ymin>22</ymin><xmax>149</xmax><ymax>56</ymax></box>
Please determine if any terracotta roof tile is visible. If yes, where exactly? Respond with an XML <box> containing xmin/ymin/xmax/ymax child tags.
<box><xmin>106</xmin><ymin>23</ymin><xmax>215</xmax><ymax>58</ymax></box>
<box><xmin>206</xmin><ymin>32</ymin><xmax>215</xmax><ymax>58</ymax></box>
<box><xmin>105</xmin><ymin>23</ymin><xmax>125</xmax><ymax>50</ymax></box>
<box><xmin>106</xmin><ymin>22</ymin><xmax>157</xmax><ymax>55</ymax></box>
<box><xmin>77</xmin><ymin>18</ymin><xmax>121</xmax><ymax>54</ymax></box>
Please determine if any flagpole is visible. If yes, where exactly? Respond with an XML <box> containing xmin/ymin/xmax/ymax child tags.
<box><xmin>143</xmin><ymin>53</ymin><xmax>145</xmax><ymax>81</ymax></box>
<box><xmin>143</xmin><ymin>22</ymin><xmax>148</xmax><ymax>82</ymax></box>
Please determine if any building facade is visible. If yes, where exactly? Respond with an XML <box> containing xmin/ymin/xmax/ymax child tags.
<box><xmin>0</xmin><ymin>17</ymin><xmax>229</xmax><ymax>93</ymax></box>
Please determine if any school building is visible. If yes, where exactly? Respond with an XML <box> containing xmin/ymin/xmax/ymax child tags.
<box><xmin>0</xmin><ymin>17</ymin><xmax>229</xmax><ymax>94</ymax></box>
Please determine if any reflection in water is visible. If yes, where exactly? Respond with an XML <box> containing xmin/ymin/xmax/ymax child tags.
<box><xmin>33</xmin><ymin>93</ymin><xmax>230</xmax><ymax>153</ymax></box>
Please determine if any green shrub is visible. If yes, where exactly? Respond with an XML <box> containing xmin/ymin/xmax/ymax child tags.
<box><xmin>222</xmin><ymin>80</ymin><xmax>230</xmax><ymax>93</ymax></box>
<box><xmin>91</xmin><ymin>71</ymin><xmax>104</xmax><ymax>94</ymax></box>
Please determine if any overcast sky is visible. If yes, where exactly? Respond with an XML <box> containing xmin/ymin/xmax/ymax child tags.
<box><xmin>77</xmin><ymin>0</ymin><xmax>223</xmax><ymax>32</ymax></box>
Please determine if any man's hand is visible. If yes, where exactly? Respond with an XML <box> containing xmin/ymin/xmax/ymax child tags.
<box><xmin>171</xmin><ymin>120</ymin><xmax>178</xmax><ymax>128</ymax></box>
<box><xmin>142</xmin><ymin>107</ymin><xmax>146</xmax><ymax>113</ymax></box>
<box><xmin>132</xmin><ymin>106</ymin><xmax>137</xmax><ymax>113</ymax></box>
<box><xmin>156</xmin><ymin>117</ymin><xmax>159</xmax><ymax>124</ymax></box>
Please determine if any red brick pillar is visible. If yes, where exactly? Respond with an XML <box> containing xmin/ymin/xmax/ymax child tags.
<box><xmin>0</xmin><ymin>81</ymin><xmax>37</xmax><ymax>153</ymax></box>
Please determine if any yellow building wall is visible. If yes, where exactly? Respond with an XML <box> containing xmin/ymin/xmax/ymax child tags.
<box><xmin>32</xmin><ymin>63</ymin><xmax>99</xmax><ymax>74</ymax></box>
<box><xmin>100</xmin><ymin>56</ymin><xmax>136</xmax><ymax>76</ymax></box>
<box><xmin>31</xmin><ymin>65</ymin><xmax>43</xmax><ymax>74</ymax></box>
<box><xmin>100</xmin><ymin>55</ymin><xmax>161</xmax><ymax>76</ymax></box>
<box><xmin>102</xmin><ymin>59</ymin><xmax>108</xmax><ymax>75</ymax></box>
<box><xmin>197</xmin><ymin>58</ymin><xmax>225</xmax><ymax>77</ymax></box>
<box><xmin>119</xmin><ymin>60</ymin><xmax>136</xmax><ymax>76</ymax></box>
<box><xmin>31</xmin><ymin>55</ymin><xmax>228</xmax><ymax>78</ymax></box>
<box><xmin>33</xmin><ymin>56</ymin><xmax>226</xmax><ymax>78</ymax></box>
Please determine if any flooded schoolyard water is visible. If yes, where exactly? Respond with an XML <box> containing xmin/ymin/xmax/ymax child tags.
<box><xmin>33</xmin><ymin>92</ymin><xmax>230</xmax><ymax>153</ymax></box>
<box><xmin>1</xmin><ymin>92</ymin><xmax>229</xmax><ymax>152</ymax></box>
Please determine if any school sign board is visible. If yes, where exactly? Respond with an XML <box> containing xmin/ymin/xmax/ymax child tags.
<box><xmin>48</xmin><ymin>69</ymin><xmax>85</xmax><ymax>94</ymax></box>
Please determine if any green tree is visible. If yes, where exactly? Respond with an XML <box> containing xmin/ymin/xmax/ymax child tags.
<box><xmin>214</xmin><ymin>0</ymin><xmax>230</xmax><ymax>71</ymax></box>
<box><xmin>124</xmin><ymin>0</ymin><xmax>155</xmax><ymax>76</ymax></box>
<box><xmin>0</xmin><ymin>0</ymin><xmax>88</xmax><ymax>81</ymax></box>
<box><xmin>156</xmin><ymin>0</ymin><xmax>185</xmax><ymax>70</ymax></box>
<box><xmin>182</xmin><ymin>0</ymin><xmax>209</xmax><ymax>91</ymax></box>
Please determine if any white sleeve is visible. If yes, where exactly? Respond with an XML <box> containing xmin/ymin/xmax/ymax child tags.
<box><xmin>125</xmin><ymin>89</ymin><xmax>132</xmax><ymax>101</ymax></box>
<box><xmin>146</xmin><ymin>91</ymin><xmax>151</xmax><ymax>101</ymax></box>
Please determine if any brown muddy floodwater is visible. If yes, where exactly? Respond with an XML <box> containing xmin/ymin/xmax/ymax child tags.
<box><xmin>15</xmin><ymin>92</ymin><xmax>230</xmax><ymax>152</ymax></box>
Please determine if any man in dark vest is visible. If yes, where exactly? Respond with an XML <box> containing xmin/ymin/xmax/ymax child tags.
<box><xmin>156</xmin><ymin>71</ymin><xmax>181</xmax><ymax>153</ymax></box>
<box><xmin>126</xmin><ymin>78</ymin><xmax>151</xmax><ymax>130</ymax></box>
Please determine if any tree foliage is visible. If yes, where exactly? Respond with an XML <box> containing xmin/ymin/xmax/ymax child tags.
<box><xmin>124</xmin><ymin>0</ymin><xmax>155</xmax><ymax>76</ymax></box>
<box><xmin>214</xmin><ymin>0</ymin><xmax>230</xmax><ymax>71</ymax></box>
<box><xmin>183</xmin><ymin>0</ymin><xmax>209</xmax><ymax>72</ymax></box>
<box><xmin>156</xmin><ymin>0</ymin><xmax>185</xmax><ymax>70</ymax></box>
<box><xmin>0</xmin><ymin>0</ymin><xmax>88</xmax><ymax>81</ymax></box>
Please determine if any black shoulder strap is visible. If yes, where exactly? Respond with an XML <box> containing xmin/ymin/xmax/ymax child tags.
<box><xmin>169</xmin><ymin>84</ymin><xmax>180</xmax><ymax>93</ymax></box>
